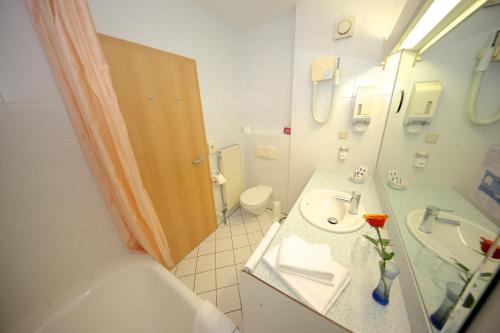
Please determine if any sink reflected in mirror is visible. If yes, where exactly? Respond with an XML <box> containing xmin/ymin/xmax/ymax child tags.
<box><xmin>300</xmin><ymin>189</ymin><xmax>366</xmax><ymax>233</ymax></box>
<box><xmin>406</xmin><ymin>209</ymin><xmax>497</xmax><ymax>270</ymax></box>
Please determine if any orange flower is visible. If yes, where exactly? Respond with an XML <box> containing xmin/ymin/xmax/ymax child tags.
<box><xmin>480</xmin><ymin>237</ymin><xmax>500</xmax><ymax>259</ymax></box>
<box><xmin>363</xmin><ymin>214</ymin><xmax>388</xmax><ymax>228</ymax></box>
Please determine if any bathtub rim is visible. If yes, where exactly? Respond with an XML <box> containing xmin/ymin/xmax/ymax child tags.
<box><xmin>5</xmin><ymin>254</ymin><xmax>202</xmax><ymax>333</ymax></box>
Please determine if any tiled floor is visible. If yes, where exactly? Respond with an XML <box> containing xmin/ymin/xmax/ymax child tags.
<box><xmin>170</xmin><ymin>208</ymin><xmax>276</xmax><ymax>330</ymax></box>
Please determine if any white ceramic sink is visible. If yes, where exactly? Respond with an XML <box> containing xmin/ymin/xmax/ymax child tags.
<box><xmin>407</xmin><ymin>209</ymin><xmax>497</xmax><ymax>269</ymax></box>
<box><xmin>300</xmin><ymin>189</ymin><xmax>366</xmax><ymax>233</ymax></box>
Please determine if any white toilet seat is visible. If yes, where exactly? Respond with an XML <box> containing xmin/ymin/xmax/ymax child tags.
<box><xmin>240</xmin><ymin>185</ymin><xmax>272</xmax><ymax>215</ymax></box>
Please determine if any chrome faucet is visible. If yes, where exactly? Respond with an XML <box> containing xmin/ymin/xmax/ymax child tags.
<box><xmin>336</xmin><ymin>191</ymin><xmax>361</xmax><ymax>215</ymax></box>
<box><xmin>419</xmin><ymin>205</ymin><xmax>454</xmax><ymax>233</ymax></box>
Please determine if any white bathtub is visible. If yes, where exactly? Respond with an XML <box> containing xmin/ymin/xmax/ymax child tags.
<box><xmin>6</xmin><ymin>255</ymin><xmax>202</xmax><ymax>333</ymax></box>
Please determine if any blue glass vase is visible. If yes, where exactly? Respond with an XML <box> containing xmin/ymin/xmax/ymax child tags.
<box><xmin>430</xmin><ymin>282</ymin><xmax>462</xmax><ymax>330</ymax></box>
<box><xmin>372</xmin><ymin>261</ymin><xmax>400</xmax><ymax>305</ymax></box>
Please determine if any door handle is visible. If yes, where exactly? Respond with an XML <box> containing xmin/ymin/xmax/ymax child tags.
<box><xmin>191</xmin><ymin>156</ymin><xmax>205</xmax><ymax>164</ymax></box>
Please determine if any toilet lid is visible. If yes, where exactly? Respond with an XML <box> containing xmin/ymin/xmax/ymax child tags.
<box><xmin>241</xmin><ymin>186</ymin><xmax>272</xmax><ymax>205</ymax></box>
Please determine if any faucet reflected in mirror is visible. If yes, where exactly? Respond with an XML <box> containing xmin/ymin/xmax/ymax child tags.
<box><xmin>419</xmin><ymin>205</ymin><xmax>455</xmax><ymax>233</ymax></box>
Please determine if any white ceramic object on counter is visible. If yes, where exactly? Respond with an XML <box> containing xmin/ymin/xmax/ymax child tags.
<box><xmin>349</xmin><ymin>166</ymin><xmax>368</xmax><ymax>184</ymax></box>
<box><xmin>387</xmin><ymin>170</ymin><xmax>408</xmax><ymax>190</ymax></box>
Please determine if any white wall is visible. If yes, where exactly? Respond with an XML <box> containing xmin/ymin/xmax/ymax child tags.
<box><xmin>378</xmin><ymin>6</ymin><xmax>500</xmax><ymax>192</ymax></box>
<box><xmin>88</xmin><ymin>0</ymin><xmax>245</xmax><ymax>216</ymax></box>
<box><xmin>287</xmin><ymin>0</ymin><xmax>404</xmax><ymax>207</ymax></box>
<box><xmin>0</xmin><ymin>1</ymin><xmax>127</xmax><ymax>330</ymax></box>
<box><xmin>241</xmin><ymin>15</ymin><xmax>295</xmax><ymax>210</ymax></box>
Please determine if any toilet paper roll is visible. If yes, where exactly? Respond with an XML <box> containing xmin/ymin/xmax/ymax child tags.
<box><xmin>215</xmin><ymin>174</ymin><xmax>226</xmax><ymax>185</ymax></box>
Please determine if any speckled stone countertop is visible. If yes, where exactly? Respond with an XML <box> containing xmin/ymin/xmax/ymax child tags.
<box><xmin>251</xmin><ymin>170</ymin><xmax>411</xmax><ymax>333</ymax></box>
<box><xmin>383</xmin><ymin>182</ymin><xmax>499</xmax><ymax>325</ymax></box>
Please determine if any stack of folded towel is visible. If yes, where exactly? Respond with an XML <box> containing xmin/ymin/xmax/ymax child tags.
<box><xmin>263</xmin><ymin>235</ymin><xmax>350</xmax><ymax>315</ymax></box>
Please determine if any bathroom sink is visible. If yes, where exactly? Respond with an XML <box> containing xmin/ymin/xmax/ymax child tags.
<box><xmin>406</xmin><ymin>209</ymin><xmax>497</xmax><ymax>269</ymax></box>
<box><xmin>300</xmin><ymin>189</ymin><xmax>366</xmax><ymax>233</ymax></box>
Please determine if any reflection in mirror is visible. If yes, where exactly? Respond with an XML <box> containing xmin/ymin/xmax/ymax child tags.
<box><xmin>377</xmin><ymin>5</ymin><xmax>500</xmax><ymax>332</ymax></box>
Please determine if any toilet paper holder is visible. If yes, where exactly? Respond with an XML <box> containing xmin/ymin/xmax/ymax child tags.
<box><xmin>404</xmin><ymin>81</ymin><xmax>442</xmax><ymax>133</ymax></box>
<box><xmin>352</xmin><ymin>86</ymin><xmax>376</xmax><ymax>132</ymax></box>
<box><xmin>211</xmin><ymin>170</ymin><xmax>226</xmax><ymax>185</ymax></box>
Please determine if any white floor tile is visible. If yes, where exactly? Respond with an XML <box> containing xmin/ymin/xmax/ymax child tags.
<box><xmin>258</xmin><ymin>219</ymin><xmax>273</xmax><ymax>231</ymax></box>
<box><xmin>235</xmin><ymin>263</ymin><xmax>245</xmax><ymax>282</ymax></box>
<box><xmin>230</xmin><ymin>224</ymin><xmax>246</xmax><ymax>236</ymax></box>
<box><xmin>216</xmin><ymin>285</ymin><xmax>241</xmax><ymax>313</ymax></box>
<box><xmin>184</xmin><ymin>246</ymin><xmax>198</xmax><ymax>259</ymax></box>
<box><xmin>257</xmin><ymin>213</ymin><xmax>271</xmax><ymax>223</ymax></box>
<box><xmin>225</xmin><ymin>310</ymin><xmax>243</xmax><ymax>329</ymax></box>
<box><xmin>197</xmin><ymin>290</ymin><xmax>216</xmax><ymax>305</ymax></box>
<box><xmin>216</xmin><ymin>249</ymin><xmax>235</xmax><ymax>268</ymax></box>
<box><xmin>194</xmin><ymin>270</ymin><xmax>216</xmax><ymax>294</ymax></box>
<box><xmin>216</xmin><ymin>226</ymin><xmax>231</xmax><ymax>239</ymax></box>
<box><xmin>198</xmin><ymin>239</ymin><xmax>216</xmax><ymax>256</ymax></box>
<box><xmin>216</xmin><ymin>237</ymin><xmax>233</xmax><ymax>252</ymax></box>
<box><xmin>196</xmin><ymin>254</ymin><xmax>215</xmax><ymax>273</ymax></box>
<box><xmin>230</xmin><ymin>208</ymin><xmax>242</xmax><ymax>216</ymax></box>
<box><xmin>176</xmin><ymin>257</ymin><xmax>197</xmax><ymax>277</ymax></box>
<box><xmin>244</xmin><ymin>222</ymin><xmax>260</xmax><ymax>233</ymax></box>
<box><xmin>232</xmin><ymin>234</ymin><xmax>249</xmax><ymax>248</ymax></box>
<box><xmin>179</xmin><ymin>274</ymin><xmax>195</xmax><ymax>290</ymax></box>
<box><xmin>205</xmin><ymin>231</ymin><xmax>216</xmax><ymax>241</ymax></box>
<box><xmin>250</xmin><ymin>244</ymin><xmax>259</xmax><ymax>253</ymax></box>
<box><xmin>247</xmin><ymin>231</ymin><xmax>263</xmax><ymax>245</ymax></box>
<box><xmin>233</xmin><ymin>246</ymin><xmax>251</xmax><ymax>264</ymax></box>
<box><xmin>216</xmin><ymin>265</ymin><xmax>237</xmax><ymax>288</ymax></box>
<box><xmin>241</xmin><ymin>209</ymin><xmax>252</xmax><ymax>217</ymax></box>
<box><xmin>228</xmin><ymin>215</ymin><xmax>244</xmax><ymax>225</ymax></box>
<box><xmin>242</xmin><ymin>214</ymin><xmax>257</xmax><ymax>223</ymax></box>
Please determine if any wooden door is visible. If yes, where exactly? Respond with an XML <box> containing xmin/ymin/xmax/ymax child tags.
<box><xmin>99</xmin><ymin>35</ymin><xmax>217</xmax><ymax>263</ymax></box>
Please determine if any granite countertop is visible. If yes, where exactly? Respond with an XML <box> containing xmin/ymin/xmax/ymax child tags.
<box><xmin>251</xmin><ymin>169</ymin><xmax>411</xmax><ymax>333</ymax></box>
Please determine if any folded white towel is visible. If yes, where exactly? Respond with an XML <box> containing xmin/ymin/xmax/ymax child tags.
<box><xmin>193</xmin><ymin>301</ymin><xmax>240</xmax><ymax>333</ymax></box>
<box><xmin>277</xmin><ymin>235</ymin><xmax>335</xmax><ymax>283</ymax></box>
<box><xmin>264</xmin><ymin>245</ymin><xmax>350</xmax><ymax>315</ymax></box>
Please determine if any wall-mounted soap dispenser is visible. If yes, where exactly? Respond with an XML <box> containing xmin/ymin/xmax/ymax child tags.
<box><xmin>352</xmin><ymin>86</ymin><xmax>376</xmax><ymax>132</ymax></box>
<box><xmin>404</xmin><ymin>81</ymin><xmax>442</xmax><ymax>133</ymax></box>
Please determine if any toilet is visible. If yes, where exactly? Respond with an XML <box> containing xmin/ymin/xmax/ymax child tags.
<box><xmin>240</xmin><ymin>185</ymin><xmax>273</xmax><ymax>216</ymax></box>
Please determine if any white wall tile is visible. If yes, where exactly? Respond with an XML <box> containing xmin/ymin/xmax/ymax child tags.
<box><xmin>0</xmin><ymin>59</ymin><xmax>62</xmax><ymax>104</ymax></box>
<box><xmin>0</xmin><ymin>1</ymin><xmax>127</xmax><ymax>330</ymax></box>
<box><xmin>0</xmin><ymin>10</ymin><xmax>46</xmax><ymax>62</ymax></box>
<box><xmin>241</xmin><ymin>15</ymin><xmax>295</xmax><ymax>210</ymax></box>
<box><xmin>287</xmin><ymin>0</ymin><xmax>404</xmax><ymax>207</ymax></box>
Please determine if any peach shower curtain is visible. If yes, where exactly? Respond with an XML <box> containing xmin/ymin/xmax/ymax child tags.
<box><xmin>27</xmin><ymin>0</ymin><xmax>174</xmax><ymax>267</ymax></box>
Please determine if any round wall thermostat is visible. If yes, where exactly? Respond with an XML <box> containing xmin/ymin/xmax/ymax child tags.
<box><xmin>334</xmin><ymin>16</ymin><xmax>355</xmax><ymax>40</ymax></box>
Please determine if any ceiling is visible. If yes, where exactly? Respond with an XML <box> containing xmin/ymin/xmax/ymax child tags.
<box><xmin>192</xmin><ymin>0</ymin><xmax>300</xmax><ymax>30</ymax></box>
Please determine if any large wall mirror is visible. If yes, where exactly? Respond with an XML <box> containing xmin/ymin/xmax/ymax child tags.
<box><xmin>376</xmin><ymin>5</ymin><xmax>500</xmax><ymax>332</ymax></box>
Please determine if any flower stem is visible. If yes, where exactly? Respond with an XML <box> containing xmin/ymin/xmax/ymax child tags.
<box><xmin>376</xmin><ymin>227</ymin><xmax>388</xmax><ymax>297</ymax></box>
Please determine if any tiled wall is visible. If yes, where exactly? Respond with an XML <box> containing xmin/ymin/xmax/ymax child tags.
<box><xmin>287</xmin><ymin>0</ymin><xmax>405</xmax><ymax>207</ymax></box>
<box><xmin>378</xmin><ymin>6</ymin><xmax>500</xmax><ymax>192</ymax></box>
<box><xmin>88</xmin><ymin>0</ymin><xmax>245</xmax><ymax>216</ymax></box>
<box><xmin>241</xmin><ymin>15</ymin><xmax>295</xmax><ymax>210</ymax></box>
<box><xmin>0</xmin><ymin>1</ymin><xmax>127</xmax><ymax>329</ymax></box>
